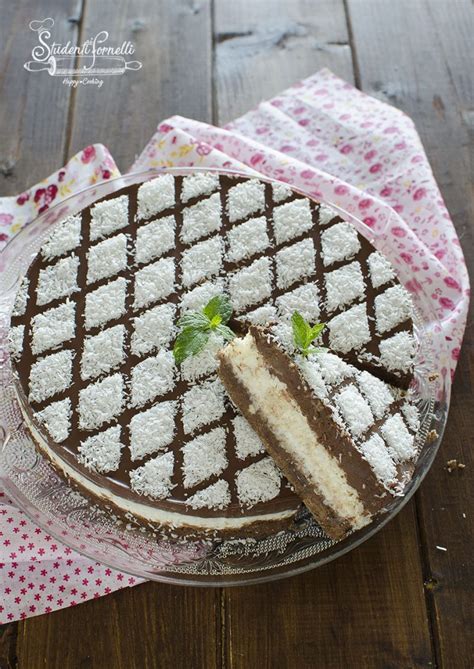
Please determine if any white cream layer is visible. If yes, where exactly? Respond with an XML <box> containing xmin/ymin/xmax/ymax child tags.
<box><xmin>19</xmin><ymin>394</ymin><xmax>295</xmax><ymax>532</ymax></box>
<box><xmin>223</xmin><ymin>334</ymin><xmax>370</xmax><ymax>529</ymax></box>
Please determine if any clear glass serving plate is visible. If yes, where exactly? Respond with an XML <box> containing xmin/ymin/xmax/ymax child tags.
<box><xmin>0</xmin><ymin>168</ymin><xmax>450</xmax><ymax>586</ymax></box>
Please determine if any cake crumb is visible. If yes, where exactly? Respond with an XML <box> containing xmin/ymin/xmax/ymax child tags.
<box><xmin>427</xmin><ymin>429</ymin><xmax>438</xmax><ymax>444</ymax></box>
<box><xmin>446</xmin><ymin>459</ymin><xmax>466</xmax><ymax>473</ymax></box>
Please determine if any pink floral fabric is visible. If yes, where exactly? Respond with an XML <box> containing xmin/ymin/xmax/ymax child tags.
<box><xmin>0</xmin><ymin>69</ymin><xmax>469</xmax><ymax>624</ymax></box>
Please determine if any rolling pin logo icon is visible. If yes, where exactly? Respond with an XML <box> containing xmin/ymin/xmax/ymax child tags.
<box><xmin>24</xmin><ymin>18</ymin><xmax>142</xmax><ymax>77</ymax></box>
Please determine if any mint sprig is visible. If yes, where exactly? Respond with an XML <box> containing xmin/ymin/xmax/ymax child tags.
<box><xmin>173</xmin><ymin>294</ymin><xmax>235</xmax><ymax>364</ymax></box>
<box><xmin>291</xmin><ymin>311</ymin><xmax>326</xmax><ymax>357</ymax></box>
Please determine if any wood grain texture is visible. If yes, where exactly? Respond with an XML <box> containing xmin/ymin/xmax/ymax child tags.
<box><xmin>17</xmin><ymin>583</ymin><xmax>221</xmax><ymax>669</ymax></box>
<box><xmin>346</xmin><ymin>1</ymin><xmax>474</xmax><ymax>664</ymax></box>
<box><xmin>214</xmin><ymin>0</ymin><xmax>354</xmax><ymax>123</ymax></box>
<box><xmin>223</xmin><ymin>507</ymin><xmax>432</xmax><ymax>669</ymax></box>
<box><xmin>0</xmin><ymin>0</ymin><xmax>83</xmax><ymax>195</ymax></box>
<box><xmin>67</xmin><ymin>0</ymin><xmax>212</xmax><ymax>171</ymax></box>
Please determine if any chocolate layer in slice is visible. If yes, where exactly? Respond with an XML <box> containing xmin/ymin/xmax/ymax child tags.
<box><xmin>218</xmin><ymin>327</ymin><xmax>419</xmax><ymax>540</ymax></box>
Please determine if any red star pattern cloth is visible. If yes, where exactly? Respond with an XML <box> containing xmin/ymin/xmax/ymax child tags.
<box><xmin>0</xmin><ymin>488</ymin><xmax>142</xmax><ymax>623</ymax></box>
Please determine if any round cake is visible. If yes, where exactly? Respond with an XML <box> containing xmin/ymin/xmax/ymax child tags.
<box><xmin>8</xmin><ymin>171</ymin><xmax>417</xmax><ymax>538</ymax></box>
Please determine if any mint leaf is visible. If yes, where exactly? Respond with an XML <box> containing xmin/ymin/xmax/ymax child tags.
<box><xmin>215</xmin><ymin>324</ymin><xmax>236</xmax><ymax>342</ymax></box>
<box><xmin>291</xmin><ymin>311</ymin><xmax>310</xmax><ymax>350</ymax></box>
<box><xmin>310</xmin><ymin>323</ymin><xmax>325</xmax><ymax>340</ymax></box>
<box><xmin>173</xmin><ymin>293</ymin><xmax>236</xmax><ymax>364</ymax></box>
<box><xmin>177</xmin><ymin>312</ymin><xmax>210</xmax><ymax>330</ymax></box>
<box><xmin>203</xmin><ymin>294</ymin><xmax>233</xmax><ymax>324</ymax></box>
<box><xmin>291</xmin><ymin>311</ymin><xmax>326</xmax><ymax>357</ymax></box>
<box><xmin>173</xmin><ymin>328</ymin><xmax>210</xmax><ymax>364</ymax></box>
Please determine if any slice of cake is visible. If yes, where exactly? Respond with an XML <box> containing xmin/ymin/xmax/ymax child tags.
<box><xmin>218</xmin><ymin>327</ymin><xmax>419</xmax><ymax>540</ymax></box>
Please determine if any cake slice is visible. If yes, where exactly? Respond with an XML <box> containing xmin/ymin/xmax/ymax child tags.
<box><xmin>218</xmin><ymin>327</ymin><xmax>419</xmax><ymax>540</ymax></box>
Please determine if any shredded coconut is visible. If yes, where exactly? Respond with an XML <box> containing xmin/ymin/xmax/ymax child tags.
<box><xmin>238</xmin><ymin>303</ymin><xmax>277</xmax><ymax>326</ymax></box>
<box><xmin>129</xmin><ymin>451</ymin><xmax>175</xmax><ymax>499</ymax></box>
<box><xmin>227</xmin><ymin>179</ymin><xmax>265</xmax><ymax>223</ymax></box>
<box><xmin>328</xmin><ymin>303</ymin><xmax>371</xmax><ymax>353</ymax></box>
<box><xmin>12</xmin><ymin>278</ymin><xmax>29</xmax><ymax>316</ymax></box>
<box><xmin>182</xmin><ymin>378</ymin><xmax>226</xmax><ymax>434</ymax></box>
<box><xmin>130</xmin><ymin>401</ymin><xmax>177</xmax><ymax>461</ymax></box>
<box><xmin>321</xmin><ymin>222</ymin><xmax>361</xmax><ymax>267</ymax></box>
<box><xmin>318</xmin><ymin>204</ymin><xmax>338</xmax><ymax>227</ymax></box>
<box><xmin>180</xmin><ymin>333</ymin><xmax>222</xmax><ymax>382</ymax></box>
<box><xmin>85</xmin><ymin>277</ymin><xmax>127</xmax><ymax>330</ymax></box>
<box><xmin>31</xmin><ymin>302</ymin><xmax>75</xmax><ymax>355</ymax></box>
<box><xmin>368</xmin><ymin>251</ymin><xmax>395</xmax><ymax>289</ymax></box>
<box><xmin>186</xmin><ymin>480</ymin><xmax>231</xmax><ymax>510</ymax></box>
<box><xmin>298</xmin><ymin>357</ymin><xmax>328</xmax><ymax>399</ymax></box>
<box><xmin>375</xmin><ymin>285</ymin><xmax>413</xmax><ymax>334</ymax></box>
<box><xmin>81</xmin><ymin>324</ymin><xmax>125</xmax><ymax>381</ymax></box>
<box><xmin>232</xmin><ymin>415</ymin><xmax>265</xmax><ymax>459</ymax></box>
<box><xmin>325</xmin><ymin>261</ymin><xmax>365</xmax><ymax>312</ymax></box>
<box><xmin>87</xmin><ymin>233</ymin><xmax>128</xmax><ymax>284</ymax></box>
<box><xmin>357</xmin><ymin>371</ymin><xmax>394</xmax><ymax>419</ymax></box>
<box><xmin>335</xmin><ymin>385</ymin><xmax>374</xmax><ymax>437</ymax></box>
<box><xmin>179</xmin><ymin>279</ymin><xmax>224</xmax><ymax>314</ymax></box>
<box><xmin>8</xmin><ymin>325</ymin><xmax>24</xmax><ymax>359</ymax></box>
<box><xmin>36</xmin><ymin>398</ymin><xmax>71</xmax><ymax>443</ymax></box>
<box><xmin>236</xmin><ymin>458</ymin><xmax>281</xmax><ymax>507</ymax></box>
<box><xmin>130</xmin><ymin>351</ymin><xmax>175</xmax><ymax>407</ymax></box>
<box><xmin>131</xmin><ymin>303</ymin><xmax>175</xmax><ymax>356</ymax></box>
<box><xmin>317</xmin><ymin>351</ymin><xmax>352</xmax><ymax>385</ymax></box>
<box><xmin>360</xmin><ymin>434</ymin><xmax>397</xmax><ymax>486</ymax></box>
<box><xmin>182</xmin><ymin>427</ymin><xmax>227</xmax><ymax>488</ymax></box>
<box><xmin>181</xmin><ymin>236</ymin><xmax>223</xmax><ymax>288</ymax></box>
<box><xmin>78</xmin><ymin>373</ymin><xmax>124</xmax><ymax>431</ymax></box>
<box><xmin>227</xmin><ymin>216</ymin><xmax>269</xmax><ymax>262</ymax></box>
<box><xmin>181</xmin><ymin>193</ymin><xmax>222</xmax><ymax>244</ymax></box>
<box><xmin>36</xmin><ymin>256</ymin><xmax>79</xmax><ymax>306</ymax></box>
<box><xmin>272</xmin><ymin>182</ymin><xmax>293</xmax><ymax>203</ymax></box>
<box><xmin>77</xmin><ymin>425</ymin><xmax>123</xmax><ymax>473</ymax></box>
<box><xmin>272</xmin><ymin>198</ymin><xmax>313</xmax><ymax>244</ymax></box>
<box><xmin>135</xmin><ymin>216</ymin><xmax>175</xmax><ymax>265</ymax></box>
<box><xmin>381</xmin><ymin>414</ymin><xmax>416</xmax><ymax>460</ymax></box>
<box><xmin>401</xmin><ymin>402</ymin><xmax>420</xmax><ymax>432</ymax></box>
<box><xmin>229</xmin><ymin>256</ymin><xmax>272</xmax><ymax>312</ymax></box>
<box><xmin>29</xmin><ymin>350</ymin><xmax>73</xmax><ymax>403</ymax></box>
<box><xmin>90</xmin><ymin>195</ymin><xmax>129</xmax><ymax>241</ymax></box>
<box><xmin>134</xmin><ymin>257</ymin><xmax>175</xmax><ymax>309</ymax></box>
<box><xmin>41</xmin><ymin>215</ymin><xmax>82</xmax><ymax>259</ymax></box>
<box><xmin>276</xmin><ymin>238</ymin><xmax>315</xmax><ymax>289</ymax></box>
<box><xmin>181</xmin><ymin>171</ymin><xmax>220</xmax><ymax>203</ymax></box>
<box><xmin>276</xmin><ymin>283</ymin><xmax>320</xmax><ymax>322</ymax></box>
<box><xmin>137</xmin><ymin>175</ymin><xmax>175</xmax><ymax>220</ymax></box>
<box><xmin>379</xmin><ymin>331</ymin><xmax>415</xmax><ymax>372</ymax></box>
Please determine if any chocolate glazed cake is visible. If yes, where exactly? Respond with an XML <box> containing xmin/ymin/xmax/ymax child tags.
<box><xmin>8</xmin><ymin>171</ymin><xmax>418</xmax><ymax>539</ymax></box>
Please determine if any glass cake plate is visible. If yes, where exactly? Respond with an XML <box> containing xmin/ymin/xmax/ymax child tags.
<box><xmin>0</xmin><ymin>168</ymin><xmax>450</xmax><ymax>586</ymax></box>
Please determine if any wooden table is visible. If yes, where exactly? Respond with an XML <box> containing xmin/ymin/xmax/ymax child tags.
<box><xmin>0</xmin><ymin>1</ymin><xmax>472</xmax><ymax>667</ymax></box>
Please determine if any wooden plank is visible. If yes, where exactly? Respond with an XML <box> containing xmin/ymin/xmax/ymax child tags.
<box><xmin>215</xmin><ymin>2</ymin><xmax>434</xmax><ymax>667</ymax></box>
<box><xmin>214</xmin><ymin>0</ymin><xmax>355</xmax><ymax>123</ymax></box>
<box><xmin>0</xmin><ymin>623</ymin><xmax>17</xmax><ymax>669</ymax></box>
<box><xmin>0</xmin><ymin>0</ymin><xmax>84</xmax><ymax>195</ymax></box>
<box><xmin>224</xmin><ymin>506</ymin><xmax>433</xmax><ymax>669</ymax></box>
<box><xmin>67</xmin><ymin>0</ymin><xmax>213</xmax><ymax>171</ymax></box>
<box><xmin>17</xmin><ymin>583</ymin><xmax>221</xmax><ymax>669</ymax></box>
<box><xmin>346</xmin><ymin>0</ymin><xmax>474</xmax><ymax>664</ymax></box>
